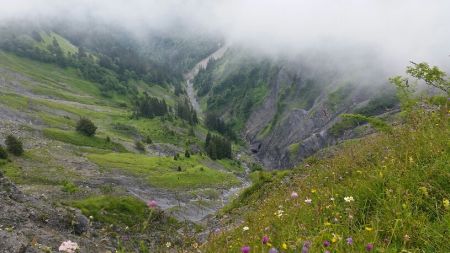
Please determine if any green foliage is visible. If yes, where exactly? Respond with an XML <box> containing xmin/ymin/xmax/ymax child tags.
<box><xmin>71</xmin><ymin>195</ymin><xmax>150</xmax><ymax>226</ymax></box>
<box><xmin>5</xmin><ymin>135</ymin><xmax>24</xmax><ymax>156</ymax></box>
<box><xmin>407</xmin><ymin>62</ymin><xmax>450</xmax><ymax>95</ymax></box>
<box><xmin>184</xmin><ymin>149</ymin><xmax>191</xmax><ymax>158</ymax></box>
<box><xmin>144</xmin><ymin>135</ymin><xmax>153</xmax><ymax>144</ymax></box>
<box><xmin>76</xmin><ymin>118</ymin><xmax>97</xmax><ymax>136</ymax></box>
<box><xmin>61</xmin><ymin>180</ymin><xmax>78</xmax><ymax>193</ymax></box>
<box><xmin>133</xmin><ymin>94</ymin><xmax>170</xmax><ymax>119</ymax></box>
<box><xmin>0</xmin><ymin>145</ymin><xmax>8</xmax><ymax>159</ymax></box>
<box><xmin>44</xmin><ymin>128</ymin><xmax>126</xmax><ymax>152</ymax></box>
<box><xmin>205</xmin><ymin>132</ymin><xmax>232</xmax><ymax>160</ymax></box>
<box><xmin>135</xmin><ymin>141</ymin><xmax>145</xmax><ymax>152</ymax></box>
<box><xmin>87</xmin><ymin>153</ymin><xmax>239</xmax><ymax>189</ymax></box>
<box><xmin>341</xmin><ymin>114</ymin><xmax>392</xmax><ymax>133</ymax></box>
<box><xmin>176</xmin><ymin>97</ymin><xmax>198</xmax><ymax>125</ymax></box>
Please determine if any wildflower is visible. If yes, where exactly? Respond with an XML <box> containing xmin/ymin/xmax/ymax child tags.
<box><xmin>403</xmin><ymin>234</ymin><xmax>410</xmax><ymax>242</ymax></box>
<box><xmin>192</xmin><ymin>242</ymin><xmax>199</xmax><ymax>249</ymax></box>
<box><xmin>330</xmin><ymin>197</ymin><xmax>335</xmax><ymax>201</ymax></box>
<box><xmin>147</xmin><ymin>200</ymin><xmax>158</xmax><ymax>208</ymax></box>
<box><xmin>282</xmin><ymin>243</ymin><xmax>288</xmax><ymax>250</ymax></box>
<box><xmin>262</xmin><ymin>235</ymin><xmax>269</xmax><ymax>244</ymax></box>
<box><xmin>346</xmin><ymin>237</ymin><xmax>353</xmax><ymax>245</ymax></box>
<box><xmin>324</xmin><ymin>222</ymin><xmax>332</xmax><ymax>226</ymax></box>
<box><xmin>241</xmin><ymin>246</ymin><xmax>250</xmax><ymax>253</ymax></box>
<box><xmin>323</xmin><ymin>240</ymin><xmax>330</xmax><ymax>247</ymax></box>
<box><xmin>365</xmin><ymin>227</ymin><xmax>373</xmax><ymax>232</ymax></box>
<box><xmin>269</xmin><ymin>248</ymin><xmax>278</xmax><ymax>253</ymax></box>
<box><xmin>418</xmin><ymin>186</ymin><xmax>428</xmax><ymax>197</ymax></box>
<box><xmin>311</xmin><ymin>189</ymin><xmax>317</xmax><ymax>193</ymax></box>
<box><xmin>243</xmin><ymin>226</ymin><xmax>250</xmax><ymax>231</ymax></box>
<box><xmin>302</xmin><ymin>241</ymin><xmax>311</xmax><ymax>253</ymax></box>
<box><xmin>325</xmin><ymin>251</ymin><xmax>330</xmax><ymax>253</ymax></box>
<box><xmin>291</xmin><ymin>191</ymin><xmax>299</xmax><ymax>198</ymax></box>
<box><xmin>366</xmin><ymin>243</ymin><xmax>374</xmax><ymax>251</ymax></box>
<box><xmin>344</xmin><ymin>196</ymin><xmax>354</xmax><ymax>203</ymax></box>
<box><xmin>275</xmin><ymin>209</ymin><xmax>284</xmax><ymax>218</ymax></box>
<box><xmin>58</xmin><ymin>241</ymin><xmax>79</xmax><ymax>253</ymax></box>
<box><xmin>166</xmin><ymin>242</ymin><xmax>172</xmax><ymax>248</ymax></box>
<box><xmin>304</xmin><ymin>198</ymin><xmax>312</xmax><ymax>204</ymax></box>
<box><xmin>88</xmin><ymin>215</ymin><xmax>94</xmax><ymax>220</ymax></box>
<box><xmin>331</xmin><ymin>233</ymin><xmax>341</xmax><ymax>243</ymax></box>
<box><xmin>443</xmin><ymin>199</ymin><xmax>450</xmax><ymax>209</ymax></box>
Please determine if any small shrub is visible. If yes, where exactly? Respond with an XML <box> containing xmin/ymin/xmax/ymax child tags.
<box><xmin>0</xmin><ymin>145</ymin><xmax>8</xmax><ymax>159</ymax></box>
<box><xmin>177</xmin><ymin>166</ymin><xmax>182</xmax><ymax>172</ymax></box>
<box><xmin>173</xmin><ymin>153</ymin><xmax>180</xmax><ymax>160</ymax></box>
<box><xmin>144</xmin><ymin>136</ymin><xmax>153</xmax><ymax>144</ymax></box>
<box><xmin>61</xmin><ymin>180</ymin><xmax>78</xmax><ymax>193</ymax></box>
<box><xmin>185</xmin><ymin>149</ymin><xmax>191</xmax><ymax>158</ymax></box>
<box><xmin>135</xmin><ymin>141</ymin><xmax>145</xmax><ymax>152</ymax></box>
<box><xmin>5</xmin><ymin>135</ymin><xmax>24</xmax><ymax>156</ymax></box>
<box><xmin>76</xmin><ymin>118</ymin><xmax>97</xmax><ymax>136</ymax></box>
<box><xmin>106</xmin><ymin>136</ymin><xmax>111</xmax><ymax>142</ymax></box>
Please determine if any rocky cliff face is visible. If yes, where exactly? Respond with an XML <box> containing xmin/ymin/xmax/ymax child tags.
<box><xmin>196</xmin><ymin>49</ymin><xmax>398</xmax><ymax>169</ymax></box>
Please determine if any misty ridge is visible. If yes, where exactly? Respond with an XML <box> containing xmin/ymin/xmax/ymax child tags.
<box><xmin>1</xmin><ymin>0</ymin><xmax>449</xmax><ymax>74</ymax></box>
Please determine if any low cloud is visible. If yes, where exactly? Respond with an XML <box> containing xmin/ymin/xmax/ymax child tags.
<box><xmin>1</xmin><ymin>0</ymin><xmax>449</xmax><ymax>71</ymax></box>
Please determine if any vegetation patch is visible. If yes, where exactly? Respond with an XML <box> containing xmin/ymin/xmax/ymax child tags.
<box><xmin>87</xmin><ymin>153</ymin><xmax>239</xmax><ymax>189</ymax></box>
<box><xmin>43</xmin><ymin>128</ymin><xmax>126</xmax><ymax>152</ymax></box>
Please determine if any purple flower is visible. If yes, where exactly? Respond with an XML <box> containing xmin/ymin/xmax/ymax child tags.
<box><xmin>241</xmin><ymin>246</ymin><xmax>250</xmax><ymax>253</ymax></box>
<box><xmin>323</xmin><ymin>240</ymin><xmax>330</xmax><ymax>247</ymax></box>
<box><xmin>291</xmin><ymin>191</ymin><xmax>299</xmax><ymax>198</ymax></box>
<box><xmin>366</xmin><ymin>243</ymin><xmax>374</xmax><ymax>251</ymax></box>
<box><xmin>325</xmin><ymin>251</ymin><xmax>331</xmax><ymax>253</ymax></box>
<box><xmin>262</xmin><ymin>235</ymin><xmax>269</xmax><ymax>244</ymax></box>
<box><xmin>268</xmin><ymin>248</ymin><xmax>278</xmax><ymax>253</ymax></box>
<box><xmin>346</xmin><ymin>237</ymin><xmax>353</xmax><ymax>245</ymax></box>
<box><xmin>302</xmin><ymin>241</ymin><xmax>311</xmax><ymax>253</ymax></box>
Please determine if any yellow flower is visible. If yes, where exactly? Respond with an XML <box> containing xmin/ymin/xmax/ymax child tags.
<box><xmin>365</xmin><ymin>227</ymin><xmax>373</xmax><ymax>232</ymax></box>
<box><xmin>282</xmin><ymin>243</ymin><xmax>288</xmax><ymax>250</ymax></box>
<box><xmin>324</xmin><ymin>222</ymin><xmax>332</xmax><ymax>226</ymax></box>
<box><xmin>419</xmin><ymin>186</ymin><xmax>429</xmax><ymax>197</ymax></box>
<box><xmin>311</xmin><ymin>189</ymin><xmax>317</xmax><ymax>193</ymax></box>
<box><xmin>267</xmin><ymin>243</ymin><xmax>272</xmax><ymax>247</ymax></box>
<box><xmin>443</xmin><ymin>199</ymin><xmax>450</xmax><ymax>209</ymax></box>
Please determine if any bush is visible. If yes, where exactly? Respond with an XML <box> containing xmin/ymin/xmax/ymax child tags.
<box><xmin>184</xmin><ymin>149</ymin><xmax>191</xmax><ymax>158</ymax></box>
<box><xmin>135</xmin><ymin>141</ymin><xmax>145</xmax><ymax>152</ymax></box>
<box><xmin>0</xmin><ymin>145</ymin><xmax>8</xmax><ymax>159</ymax></box>
<box><xmin>144</xmin><ymin>136</ymin><xmax>153</xmax><ymax>144</ymax></box>
<box><xmin>5</xmin><ymin>135</ymin><xmax>23</xmax><ymax>156</ymax></box>
<box><xmin>76</xmin><ymin>118</ymin><xmax>97</xmax><ymax>136</ymax></box>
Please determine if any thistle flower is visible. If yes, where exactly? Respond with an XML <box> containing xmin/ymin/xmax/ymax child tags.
<box><xmin>366</xmin><ymin>243</ymin><xmax>374</xmax><ymax>251</ymax></box>
<box><xmin>59</xmin><ymin>241</ymin><xmax>79</xmax><ymax>253</ymax></box>
<box><xmin>291</xmin><ymin>191</ymin><xmax>299</xmax><ymax>198</ymax></box>
<box><xmin>346</xmin><ymin>237</ymin><xmax>353</xmax><ymax>245</ymax></box>
<box><xmin>241</xmin><ymin>246</ymin><xmax>250</xmax><ymax>253</ymax></box>
<box><xmin>344</xmin><ymin>196</ymin><xmax>354</xmax><ymax>203</ymax></box>
<box><xmin>147</xmin><ymin>200</ymin><xmax>158</xmax><ymax>208</ymax></box>
<box><xmin>262</xmin><ymin>235</ymin><xmax>269</xmax><ymax>244</ymax></box>
<box><xmin>323</xmin><ymin>240</ymin><xmax>330</xmax><ymax>247</ymax></box>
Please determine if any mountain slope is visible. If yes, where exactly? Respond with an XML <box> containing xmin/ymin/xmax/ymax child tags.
<box><xmin>203</xmin><ymin>90</ymin><xmax>449</xmax><ymax>252</ymax></box>
<box><xmin>194</xmin><ymin>49</ymin><xmax>398</xmax><ymax>169</ymax></box>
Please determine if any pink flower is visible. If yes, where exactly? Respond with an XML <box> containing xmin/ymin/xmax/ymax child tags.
<box><xmin>366</xmin><ymin>243</ymin><xmax>374</xmax><ymax>251</ymax></box>
<box><xmin>291</xmin><ymin>191</ymin><xmax>299</xmax><ymax>198</ymax></box>
<box><xmin>241</xmin><ymin>246</ymin><xmax>250</xmax><ymax>253</ymax></box>
<box><xmin>147</xmin><ymin>200</ymin><xmax>158</xmax><ymax>208</ymax></box>
<box><xmin>262</xmin><ymin>235</ymin><xmax>269</xmax><ymax>244</ymax></box>
<box><xmin>323</xmin><ymin>240</ymin><xmax>330</xmax><ymax>247</ymax></box>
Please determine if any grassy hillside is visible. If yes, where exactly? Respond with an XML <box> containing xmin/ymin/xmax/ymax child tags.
<box><xmin>203</xmin><ymin>67</ymin><xmax>450</xmax><ymax>252</ymax></box>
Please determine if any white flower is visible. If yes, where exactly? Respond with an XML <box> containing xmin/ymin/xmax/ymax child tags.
<box><xmin>166</xmin><ymin>242</ymin><xmax>172</xmax><ymax>248</ymax></box>
<box><xmin>243</xmin><ymin>226</ymin><xmax>250</xmax><ymax>231</ymax></box>
<box><xmin>304</xmin><ymin>198</ymin><xmax>312</xmax><ymax>204</ymax></box>
<box><xmin>344</xmin><ymin>196</ymin><xmax>354</xmax><ymax>203</ymax></box>
<box><xmin>59</xmin><ymin>240</ymin><xmax>79</xmax><ymax>253</ymax></box>
<box><xmin>275</xmin><ymin>209</ymin><xmax>284</xmax><ymax>218</ymax></box>
<box><xmin>330</xmin><ymin>197</ymin><xmax>335</xmax><ymax>201</ymax></box>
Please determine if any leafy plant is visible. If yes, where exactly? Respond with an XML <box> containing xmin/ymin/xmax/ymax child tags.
<box><xmin>76</xmin><ymin>118</ymin><xmax>97</xmax><ymax>136</ymax></box>
<box><xmin>5</xmin><ymin>135</ymin><xmax>24</xmax><ymax>156</ymax></box>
